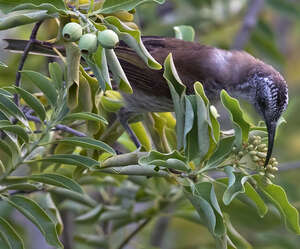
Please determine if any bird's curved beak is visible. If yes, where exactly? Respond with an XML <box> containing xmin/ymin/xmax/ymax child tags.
<box><xmin>265</xmin><ymin>120</ymin><xmax>277</xmax><ymax>167</ymax></box>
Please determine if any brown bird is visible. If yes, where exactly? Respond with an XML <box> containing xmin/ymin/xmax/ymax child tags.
<box><xmin>4</xmin><ymin>37</ymin><xmax>289</xmax><ymax>166</ymax></box>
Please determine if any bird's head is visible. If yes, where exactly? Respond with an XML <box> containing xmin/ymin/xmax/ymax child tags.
<box><xmin>251</xmin><ymin>66</ymin><xmax>288</xmax><ymax>166</ymax></box>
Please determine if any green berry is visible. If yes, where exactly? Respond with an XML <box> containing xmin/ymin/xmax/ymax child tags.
<box><xmin>62</xmin><ymin>22</ymin><xmax>82</xmax><ymax>42</ymax></box>
<box><xmin>252</xmin><ymin>156</ymin><xmax>260</xmax><ymax>162</ymax></box>
<box><xmin>79</xmin><ymin>33</ymin><xmax>98</xmax><ymax>54</ymax></box>
<box><xmin>249</xmin><ymin>150</ymin><xmax>257</xmax><ymax>156</ymax></box>
<box><xmin>98</xmin><ymin>30</ymin><xmax>119</xmax><ymax>49</ymax></box>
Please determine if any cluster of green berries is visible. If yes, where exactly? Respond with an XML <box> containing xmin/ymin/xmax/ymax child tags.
<box><xmin>62</xmin><ymin>22</ymin><xmax>119</xmax><ymax>54</ymax></box>
<box><xmin>232</xmin><ymin>135</ymin><xmax>279</xmax><ymax>179</ymax></box>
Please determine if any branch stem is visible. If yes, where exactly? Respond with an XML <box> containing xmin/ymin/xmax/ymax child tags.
<box><xmin>14</xmin><ymin>21</ymin><xmax>43</xmax><ymax>106</ymax></box>
<box><xmin>117</xmin><ymin>218</ymin><xmax>151</xmax><ymax>249</ymax></box>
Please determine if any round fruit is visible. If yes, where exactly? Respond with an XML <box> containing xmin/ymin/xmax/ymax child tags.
<box><xmin>62</xmin><ymin>22</ymin><xmax>82</xmax><ymax>42</ymax></box>
<box><xmin>98</xmin><ymin>30</ymin><xmax>119</xmax><ymax>49</ymax></box>
<box><xmin>78</xmin><ymin>33</ymin><xmax>98</xmax><ymax>54</ymax></box>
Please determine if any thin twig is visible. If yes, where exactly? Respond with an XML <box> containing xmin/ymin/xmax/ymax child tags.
<box><xmin>14</xmin><ymin>21</ymin><xmax>43</xmax><ymax>106</ymax></box>
<box><xmin>232</xmin><ymin>0</ymin><xmax>264</xmax><ymax>50</ymax></box>
<box><xmin>117</xmin><ymin>218</ymin><xmax>151</xmax><ymax>249</ymax></box>
<box><xmin>26</xmin><ymin>113</ymin><xmax>87</xmax><ymax>137</ymax></box>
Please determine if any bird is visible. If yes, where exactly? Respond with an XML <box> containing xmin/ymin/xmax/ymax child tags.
<box><xmin>4</xmin><ymin>36</ymin><xmax>289</xmax><ymax>166</ymax></box>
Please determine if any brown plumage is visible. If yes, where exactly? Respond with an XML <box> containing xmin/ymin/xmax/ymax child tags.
<box><xmin>4</xmin><ymin>37</ymin><xmax>288</xmax><ymax>165</ymax></box>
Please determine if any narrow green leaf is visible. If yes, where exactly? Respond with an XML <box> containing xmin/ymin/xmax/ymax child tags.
<box><xmin>221</xmin><ymin>90</ymin><xmax>250</xmax><ymax>145</ymax></box>
<box><xmin>0</xmin><ymin>122</ymin><xmax>29</xmax><ymax>143</ymax></box>
<box><xmin>49</xmin><ymin>62</ymin><xmax>63</xmax><ymax>89</ymax></box>
<box><xmin>94</xmin><ymin>45</ymin><xmax>111</xmax><ymax>90</ymax></box>
<box><xmin>48</xmin><ymin>187</ymin><xmax>97</xmax><ymax>207</ymax></box>
<box><xmin>139</xmin><ymin>150</ymin><xmax>190</xmax><ymax>172</ymax></box>
<box><xmin>62</xmin><ymin>112</ymin><xmax>107</xmax><ymax>124</ymax></box>
<box><xmin>97</xmin><ymin>164</ymin><xmax>168</xmax><ymax>177</ymax></box>
<box><xmin>5</xmin><ymin>195</ymin><xmax>63</xmax><ymax>248</ymax></box>
<box><xmin>0</xmin><ymin>217</ymin><xmax>24</xmax><ymax>249</ymax></box>
<box><xmin>173</xmin><ymin>25</ymin><xmax>195</xmax><ymax>42</ymax></box>
<box><xmin>163</xmin><ymin>53</ymin><xmax>186</xmax><ymax>149</ymax></box>
<box><xmin>253</xmin><ymin>175</ymin><xmax>300</xmax><ymax>234</ymax></box>
<box><xmin>0</xmin><ymin>183</ymin><xmax>40</xmax><ymax>192</ymax></box>
<box><xmin>32</xmin><ymin>154</ymin><xmax>99</xmax><ymax>169</ymax></box>
<box><xmin>0</xmin><ymin>93</ymin><xmax>28</xmax><ymax>126</ymax></box>
<box><xmin>22</xmin><ymin>70</ymin><xmax>57</xmax><ymax>106</ymax></box>
<box><xmin>105</xmin><ymin>48</ymin><xmax>133</xmax><ymax>93</ymax></box>
<box><xmin>14</xmin><ymin>87</ymin><xmax>46</xmax><ymax>121</ymax></box>
<box><xmin>55</xmin><ymin>137</ymin><xmax>115</xmax><ymax>155</ymax></box>
<box><xmin>12</xmin><ymin>3</ymin><xmax>66</xmax><ymax>14</ymax></box>
<box><xmin>0</xmin><ymin>88</ymin><xmax>13</xmax><ymax>98</ymax></box>
<box><xmin>29</xmin><ymin>173</ymin><xmax>83</xmax><ymax>193</ymax></box>
<box><xmin>0</xmin><ymin>139</ymin><xmax>13</xmax><ymax>157</ymax></box>
<box><xmin>0</xmin><ymin>61</ymin><xmax>7</xmax><ymax>68</ymax></box>
<box><xmin>76</xmin><ymin>205</ymin><xmax>103</xmax><ymax>223</ymax></box>
<box><xmin>99</xmin><ymin>0</ymin><xmax>165</xmax><ymax>14</ymax></box>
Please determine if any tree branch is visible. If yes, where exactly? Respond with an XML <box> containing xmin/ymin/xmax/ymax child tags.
<box><xmin>117</xmin><ymin>218</ymin><xmax>151</xmax><ymax>249</ymax></box>
<box><xmin>26</xmin><ymin>113</ymin><xmax>87</xmax><ymax>137</ymax></box>
<box><xmin>232</xmin><ymin>0</ymin><xmax>264</xmax><ymax>50</ymax></box>
<box><xmin>14</xmin><ymin>21</ymin><xmax>43</xmax><ymax>106</ymax></box>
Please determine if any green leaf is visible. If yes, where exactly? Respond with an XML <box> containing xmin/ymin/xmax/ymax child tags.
<box><xmin>139</xmin><ymin>150</ymin><xmax>190</xmax><ymax>172</ymax></box>
<box><xmin>82</xmin><ymin>54</ymin><xmax>111</xmax><ymax>92</ymax></box>
<box><xmin>5</xmin><ymin>195</ymin><xmax>63</xmax><ymax>248</ymax></box>
<box><xmin>32</xmin><ymin>154</ymin><xmax>99</xmax><ymax>169</ymax></box>
<box><xmin>253</xmin><ymin>175</ymin><xmax>300</xmax><ymax>234</ymax></box>
<box><xmin>0</xmin><ymin>88</ymin><xmax>13</xmax><ymax>98</ymax></box>
<box><xmin>105</xmin><ymin>48</ymin><xmax>133</xmax><ymax>94</ymax></box>
<box><xmin>266</xmin><ymin>0</ymin><xmax>300</xmax><ymax>19</ymax></box>
<box><xmin>223</xmin><ymin>166</ymin><xmax>249</xmax><ymax>205</ymax></box>
<box><xmin>99</xmin><ymin>0</ymin><xmax>165</xmax><ymax>13</ymax></box>
<box><xmin>163</xmin><ymin>53</ymin><xmax>186</xmax><ymax>149</ymax></box>
<box><xmin>29</xmin><ymin>173</ymin><xmax>83</xmax><ymax>193</ymax></box>
<box><xmin>97</xmin><ymin>164</ymin><xmax>168</xmax><ymax>177</ymax></box>
<box><xmin>0</xmin><ymin>0</ymin><xmax>66</xmax><ymax>13</ymax></box>
<box><xmin>0</xmin><ymin>61</ymin><xmax>8</xmax><ymax>68</ymax></box>
<box><xmin>62</xmin><ymin>112</ymin><xmax>107</xmax><ymax>124</ymax></box>
<box><xmin>49</xmin><ymin>62</ymin><xmax>63</xmax><ymax>90</ymax></box>
<box><xmin>0</xmin><ymin>93</ymin><xmax>28</xmax><ymax>127</ymax></box>
<box><xmin>104</xmin><ymin>16</ymin><xmax>161</xmax><ymax>69</ymax></box>
<box><xmin>0</xmin><ymin>217</ymin><xmax>25</xmax><ymax>249</ymax></box>
<box><xmin>54</xmin><ymin>137</ymin><xmax>116</xmax><ymax>155</ymax></box>
<box><xmin>0</xmin><ymin>139</ymin><xmax>13</xmax><ymax>157</ymax></box>
<box><xmin>12</xmin><ymin>3</ymin><xmax>66</xmax><ymax>14</ymax></box>
<box><xmin>22</xmin><ymin>70</ymin><xmax>57</xmax><ymax>107</ymax></box>
<box><xmin>224</xmin><ymin>214</ymin><xmax>252</xmax><ymax>249</ymax></box>
<box><xmin>76</xmin><ymin>205</ymin><xmax>103</xmax><ymax>223</ymax></box>
<box><xmin>0</xmin><ymin>10</ymin><xmax>51</xmax><ymax>30</ymax></box>
<box><xmin>218</xmin><ymin>177</ymin><xmax>268</xmax><ymax>218</ymax></box>
<box><xmin>206</xmin><ymin>136</ymin><xmax>235</xmax><ymax>168</ymax></box>
<box><xmin>185</xmin><ymin>182</ymin><xmax>226</xmax><ymax>237</ymax></box>
<box><xmin>221</xmin><ymin>90</ymin><xmax>250</xmax><ymax>146</ymax></box>
<box><xmin>14</xmin><ymin>87</ymin><xmax>46</xmax><ymax>121</ymax></box>
<box><xmin>94</xmin><ymin>45</ymin><xmax>111</xmax><ymax>91</ymax></box>
<box><xmin>173</xmin><ymin>25</ymin><xmax>195</xmax><ymax>42</ymax></box>
<box><xmin>0</xmin><ymin>121</ymin><xmax>29</xmax><ymax>143</ymax></box>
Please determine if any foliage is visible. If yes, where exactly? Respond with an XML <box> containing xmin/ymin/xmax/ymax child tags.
<box><xmin>0</xmin><ymin>0</ymin><xmax>299</xmax><ymax>249</ymax></box>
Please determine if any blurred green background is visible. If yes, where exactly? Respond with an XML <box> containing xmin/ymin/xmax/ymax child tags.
<box><xmin>0</xmin><ymin>0</ymin><xmax>300</xmax><ymax>248</ymax></box>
